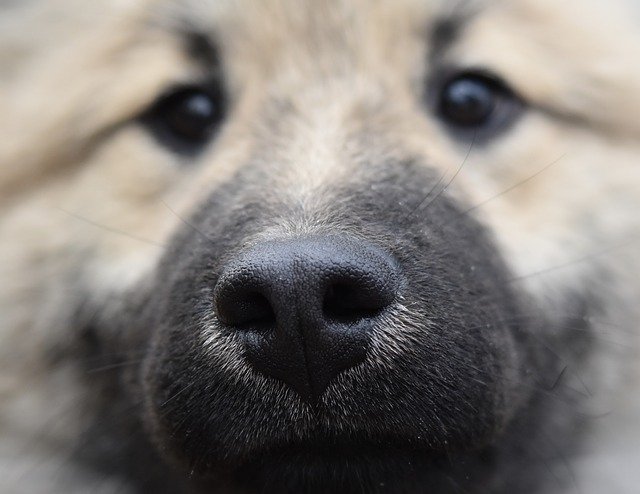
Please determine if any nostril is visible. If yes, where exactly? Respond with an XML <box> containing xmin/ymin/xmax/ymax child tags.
<box><xmin>213</xmin><ymin>236</ymin><xmax>400</xmax><ymax>401</ymax></box>
<box><xmin>216</xmin><ymin>290</ymin><xmax>276</xmax><ymax>331</ymax></box>
<box><xmin>323</xmin><ymin>282</ymin><xmax>389</xmax><ymax>324</ymax></box>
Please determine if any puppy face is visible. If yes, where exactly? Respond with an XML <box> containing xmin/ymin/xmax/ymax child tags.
<box><xmin>1</xmin><ymin>0</ymin><xmax>639</xmax><ymax>493</ymax></box>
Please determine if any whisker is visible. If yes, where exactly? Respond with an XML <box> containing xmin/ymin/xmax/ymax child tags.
<box><xmin>404</xmin><ymin>131</ymin><xmax>477</xmax><ymax>220</ymax></box>
<box><xmin>547</xmin><ymin>365</ymin><xmax>568</xmax><ymax>392</ymax></box>
<box><xmin>403</xmin><ymin>168</ymin><xmax>448</xmax><ymax>220</ymax></box>
<box><xmin>524</xmin><ymin>332</ymin><xmax>592</xmax><ymax>398</ymax></box>
<box><xmin>459</xmin><ymin>154</ymin><xmax>566</xmax><ymax>216</ymax></box>
<box><xmin>57</xmin><ymin>208</ymin><xmax>166</xmax><ymax>248</ymax></box>
<box><xmin>461</xmin><ymin>311</ymin><xmax>632</xmax><ymax>348</ymax></box>
<box><xmin>161</xmin><ymin>199</ymin><xmax>216</xmax><ymax>245</ymax></box>
<box><xmin>538</xmin><ymin>431</ymin><xmax>583</xmax><ymax>494</ymax></box>
<box><xmin>85</xmin><ymin>358</ymin><xmax>147</xmax><ymax>374</ymax></box>
<box><xmin>419</xmin><ymin>131</ymin><xmax>477</xmax><ymax>214</ymax></box>
<box><xmin>160</xmin><ymin>382</ymin><xmax>197</xmax><ymax>408</ymax></box>
<box><xmin>530</xmin><ymin>442</ymin><xmax>567</xmax><ymax>491</ymax></box>
<box><xmin>509</xmin><ymin>236</ymin><xmax>638</xmax><ymax>283</ymax></box>
<box><xmin>84</xmin><ymin>352</ymin><xmax>195</xmax><ymax>374</ymax></box>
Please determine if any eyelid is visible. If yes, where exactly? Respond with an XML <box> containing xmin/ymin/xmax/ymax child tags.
<box><xmin>428</xmin><ymin>66</ymin><xmax>525</xmax><ymax>142</ymax></box>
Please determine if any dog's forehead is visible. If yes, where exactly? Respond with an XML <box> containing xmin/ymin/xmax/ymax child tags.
<box><xmin>175</xmin><ymin>0</ymin><xmax>458</xmax><ymax>39</ymax></box>
<box><xmin>169</xmin><ymin>0</ymin><xmax>465</xmax><ymax>75</ymax></box>
<box><xmin>163</xmin><ymin>0</ymin><xmax>639</xmax><ymax>119</ymax></box>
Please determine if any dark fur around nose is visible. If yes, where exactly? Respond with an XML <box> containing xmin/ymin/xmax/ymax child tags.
<box><xmin>213</xmin><ymin>236</ymin><xmax>399</xmax><ymax>403</ymax></box>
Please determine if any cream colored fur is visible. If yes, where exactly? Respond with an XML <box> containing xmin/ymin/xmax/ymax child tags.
<box><xmin>1</xmin><ymin>0</ymin><xmax>639</xmax><ymax>492</ymax></box>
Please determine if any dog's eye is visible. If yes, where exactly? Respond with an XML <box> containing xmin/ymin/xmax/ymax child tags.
<box><xmin>437</xmin><ymin>71</ymin><xmax>521</xmax><ymax>137</ymax></box>
<box><xmin>141</xmin><ymin>86</ymin><xmax>225</xmax><ymax>154</ymax></box>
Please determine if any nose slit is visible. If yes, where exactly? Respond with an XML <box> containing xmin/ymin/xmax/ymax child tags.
<box><xmin>213</xmin><ymin>236</ymin><xmax>400</xmax><ymax>403</ymax></box>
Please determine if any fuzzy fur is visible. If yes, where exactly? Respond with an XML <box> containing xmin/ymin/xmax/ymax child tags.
<box><xmin>1</xmin><ymin>1</ymin><xmax>639</xmax><ymax>493</ymax></box>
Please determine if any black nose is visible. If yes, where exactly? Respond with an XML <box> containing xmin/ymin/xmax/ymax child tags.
<box><xmin>213</xmin><ymin>236</ymin><xmax>399</xmax><ymax>403</ymax></box>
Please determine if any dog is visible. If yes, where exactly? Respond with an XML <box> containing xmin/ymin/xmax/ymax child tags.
<box><xmin>1</xmin><ymin>0</ymin><xmax>639</xmax><ymax>492</ymax></box>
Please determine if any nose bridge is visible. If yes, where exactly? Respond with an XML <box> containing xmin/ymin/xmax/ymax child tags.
<box><xmin>263</xmin><ymin>88</ymin><xmax>360</xmax><ymax>190</ymax></box>
<box><xmin>253</xmin><ymin>105</ymin><xmax>389</xmax><ymax>237</ymax></box>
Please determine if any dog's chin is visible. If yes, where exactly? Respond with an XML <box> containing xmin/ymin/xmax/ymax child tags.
<box><xmin>142</xmin><ymin>363</ymin><xmax>509</xmax><ymax>483</ymax></box>
<box><xmin>194</xmin><ymin>436</ymin><xmax>476</xmax><ymax>493</ymax></box>
<box><xmin>143</xmin><ymin>390</ymin><xmax>504</xmax><ymax>493</ymax></box>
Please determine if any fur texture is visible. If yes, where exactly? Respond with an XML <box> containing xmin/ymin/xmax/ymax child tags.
<box><xmin>1</xmin><ymin>1</ymin><xmax>639</xmax><ymax>493</ymax></box>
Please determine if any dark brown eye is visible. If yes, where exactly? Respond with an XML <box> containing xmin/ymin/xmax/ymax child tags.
<box><xmin>142</xmin><ymin>85</ymin><xmax>225</xmax><ymax>155</ymax></box>
<box><xmin>437</xmin><ymin>71</ymin><xmax>522</xmax><ymax>136</ymax></box>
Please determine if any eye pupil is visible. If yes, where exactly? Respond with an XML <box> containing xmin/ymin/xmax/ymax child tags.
<box><xmin>165</xmin><ymin>91</ymin><xmax>218</xmax><ymax>141</ymax></box>
<box><xmin>440</xmin><ymin>76</ymin><xmax>498</xmax><ymax>127</ymax></box>
<box><xmin>142</xmin><ymin>85</ymin><xmax>225</xmax><ymax>155</ymax></box>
